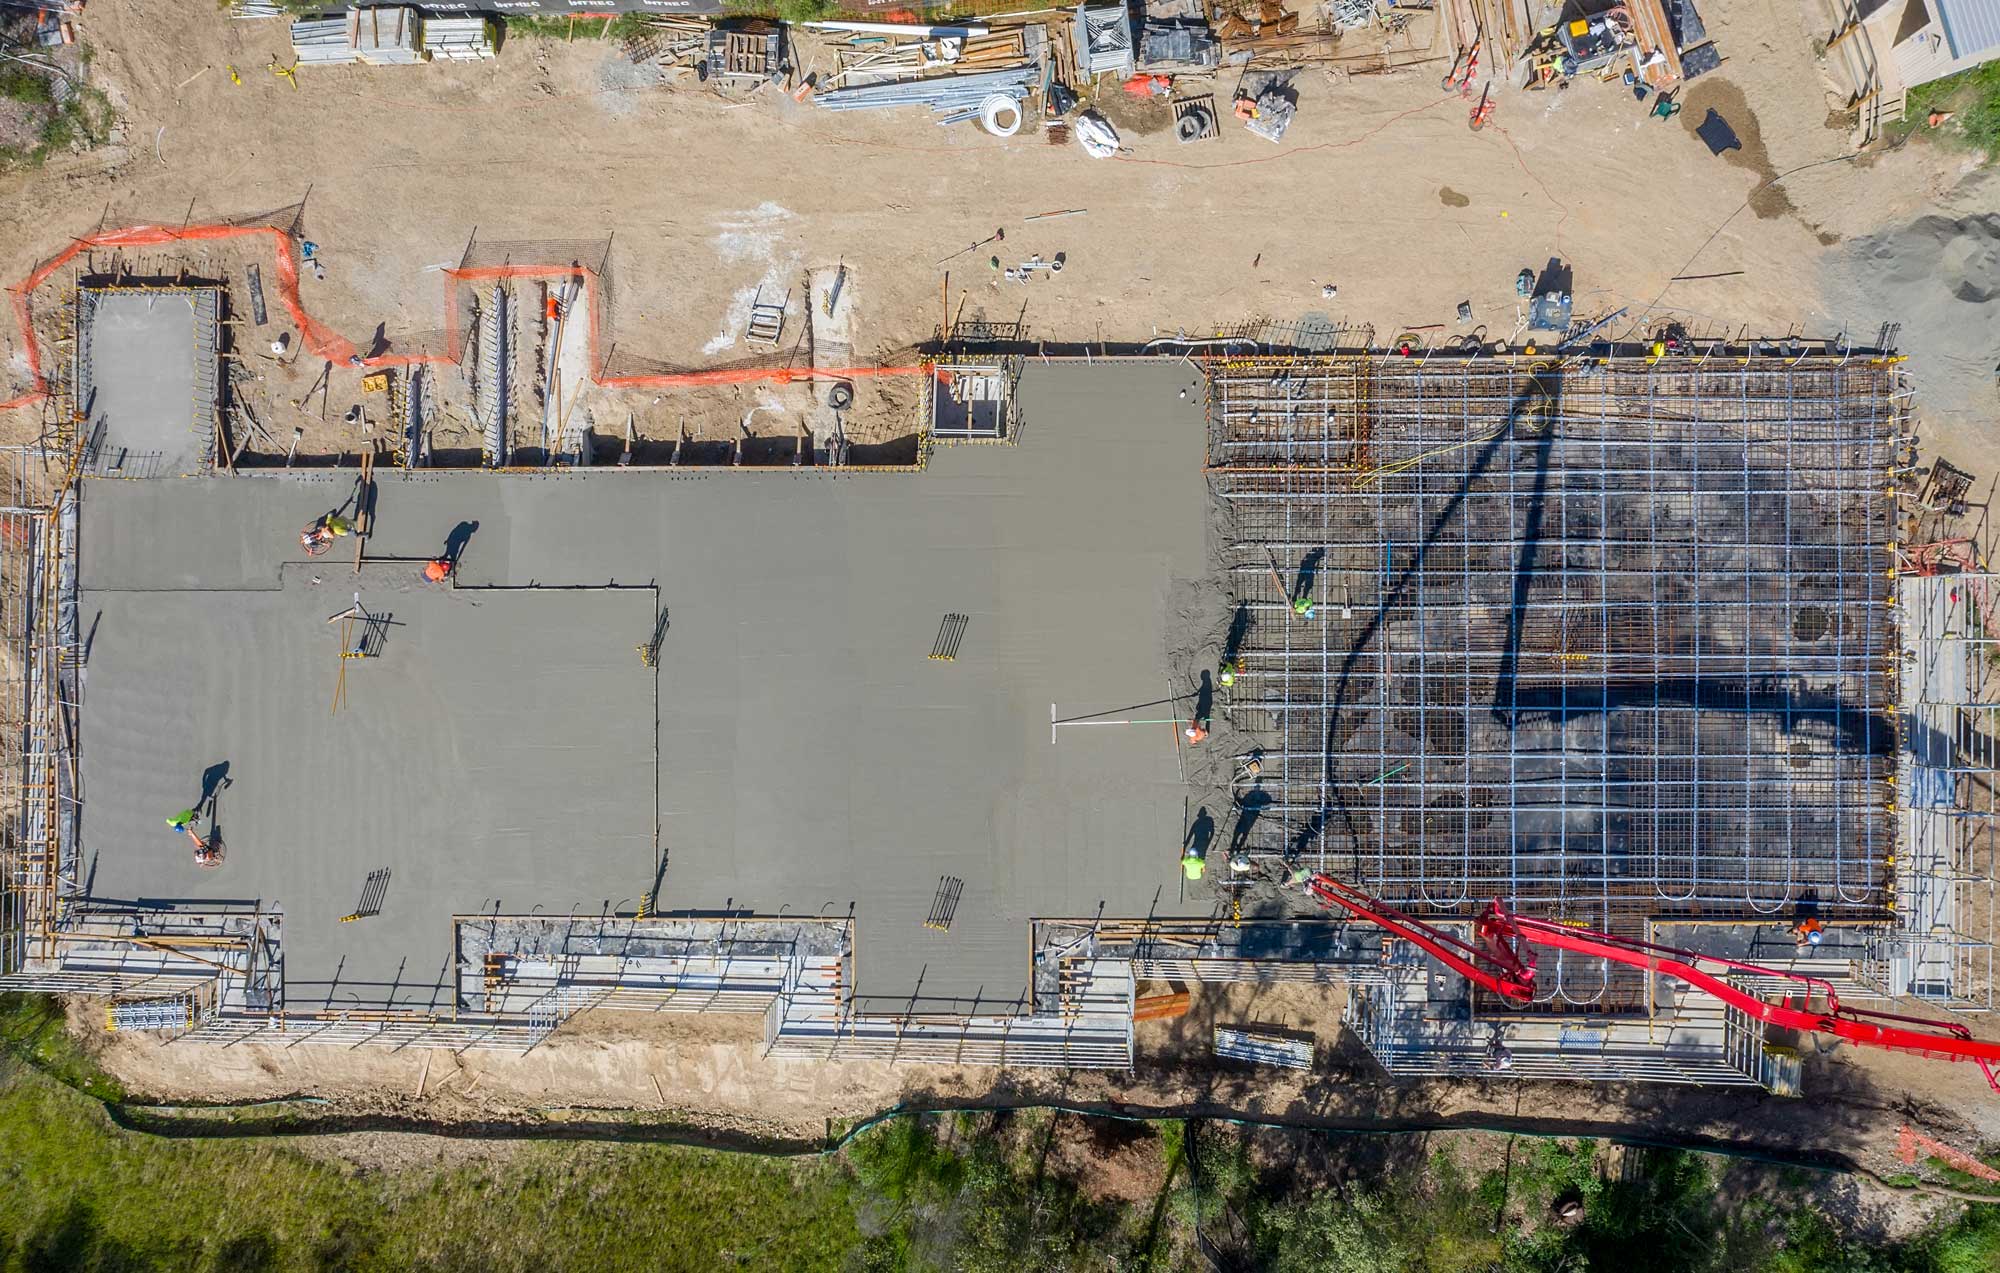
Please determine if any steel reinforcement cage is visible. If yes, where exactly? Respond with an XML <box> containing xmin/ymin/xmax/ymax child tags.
<box><xmin>1205</xmin><ymin>352</ymin><xmax>1904</xmax><ymax>928</ymax></box>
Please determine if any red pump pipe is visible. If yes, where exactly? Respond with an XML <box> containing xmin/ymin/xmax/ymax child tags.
<box><xmin>1304</xmin><ymin>874</ymin><xmax>2000</xmax><ymax>1090</ymax></box>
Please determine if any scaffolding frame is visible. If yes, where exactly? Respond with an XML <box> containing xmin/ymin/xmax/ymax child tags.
<box><xmin>1207</xmin><ymin>354</ymin><xmax>1902</xmax><ymax>929</ymax></box>
<box><xmin>1887</xmin><ymin>569</ymin><xmax>1999</xmax><ymax>1009</ymax></box>
<box><xmin>0</xmin><ymin>445</ymin><xmax>76</xmax><ymax>976</ymax></box>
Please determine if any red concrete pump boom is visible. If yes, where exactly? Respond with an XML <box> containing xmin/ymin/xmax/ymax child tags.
<box><xmin>1302</xmin><ymin>874</ymin><xmax>2000</xmax><ymax>1092</ymax></box>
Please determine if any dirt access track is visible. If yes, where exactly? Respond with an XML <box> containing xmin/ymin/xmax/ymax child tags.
<box><xmin>1</xmin><ymin>1</ymin><xmax>1995</xmax><ymax>457</ymax></box>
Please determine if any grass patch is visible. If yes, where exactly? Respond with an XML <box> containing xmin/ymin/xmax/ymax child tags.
<box><xmin>724</xmin><ymin>0</ymin><xmax>843</xmax><ymax>21</ymax></box>
<box><xmin>0</xmin><ymin>993</ymin><xmax>125</xmax><ymax>1103</ymax></box>
<box><xmin>1895</xmin><ymin>61</ymin><xmax>2000</xmax><ymax>158</ymax></box>
<box><xmin>1924</xmin><ymin>1152</ymin><xmax>2000</xmax><ymax>1198</ymax></box>
<box><xmin>504</xmin><ymin>13</ymin><xmax>652</xmax><ymax>41</ymax></box>
<box><xmin>0</xmin><ymin>74</ymin><xmax>114</xmax><ymax>172</ymax></box>
<box><xmin>0</xmin><ymin>1049</ymin><xmax>861</xmax><ymax>1271</ymax></box>
<box><xmin>0</xmin><ymin>63</ymin><xmax>56</xmax><ymax>107</ymax></box>
<box><xmin>0</xmin><ymin>1001</ymin><xmax>1996</xmax><ymax>1273</ymax></box>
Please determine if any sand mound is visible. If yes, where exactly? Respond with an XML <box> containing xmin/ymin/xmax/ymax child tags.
<box><xmin>1824</xmin><ymin>171</ymin><xmax>2000</xmax><ymax>445</ymax></box>
<box><xmin>1854</xmin><ymin>211</ymin><xmax>2000</xmax><ymax>305</ymax></box>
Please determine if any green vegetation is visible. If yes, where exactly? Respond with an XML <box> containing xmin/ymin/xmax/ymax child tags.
<box><xmin>1923</xmin><ymin>1151</ymin><xmax>2000</xmax><ymax>1199</ymax></box>
<box><xmin>210</xmin><ymin>1</ymin><xmax>328</xmax><ymax>14</ymax></box>
<box><xmin>3</xmin><ymin>994</ymin><xmax>1999</xmax><ymax>1271</ymax></box>
<box><xmin>0</xmin><ymin>1030</ymin><xmax>860</xmax><ymax>1269</ymax></box>
<box><xmin>0</xmin><ymin>63</ymin><xmax>55</xmax><ymax>108</ymax></box>
<box><xmin>502</xmin><ymin>13</ymin><xmax>652</xmax><ymax>42</ymax></box>
<box><xmin>0</xmin><ymin>993</ymin><xmax>124</xmax><ymax>1102</ymax></box>
<box><xmin>1896</xmin><ymin>62</ymin><xmax>2000</xmax><ymax>158</ymax></box>
<box><xmin>0</xmin><ymin>56</ymin><xmax>115</xmax><ymax>171</ymax></box>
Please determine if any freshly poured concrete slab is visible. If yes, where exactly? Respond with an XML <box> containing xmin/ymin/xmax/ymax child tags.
<box><xmin>78</xmin><ymin>362</ymin><xmax>1212</xmax><ymax>1011</ymax></box>
<box><xmin>81</xmin><ymin>568</ymin><xmax>658</xmax><ymax>1010</ymax></box>
<box><xmin>78</xmin><ymin>289</ymin><xmax>217</xmax><ymax>478</ymax></box>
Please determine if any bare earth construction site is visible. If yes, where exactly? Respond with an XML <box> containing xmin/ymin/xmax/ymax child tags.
<box><xmin>2</xmin><ymin>1</ymin><xmax>2000</xmax><ymax>1161</ymax></box>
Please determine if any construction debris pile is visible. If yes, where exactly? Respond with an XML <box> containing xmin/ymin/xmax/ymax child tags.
<box><xmin>620</xmin><ymin>15</ymin><xmax>713</xmax><ymax>77</ymax></box>
<box><xmin>1479</xmin><ymin>0</ymin><xmax>1720</xmax><ymax>93</ymax></box>
<box><xmin>812</xmin><ymin>20</ymin><xmax>1038</xmax><ymax>126</ymax></box>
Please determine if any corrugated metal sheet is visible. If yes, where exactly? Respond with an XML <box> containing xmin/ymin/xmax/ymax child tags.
<box><xmin>1895</xmin><ymin>23</ymin><xmax>1989</xmax><ymax>86</ymax></box>
<box><xmin>1936</xmin><ymin>0</ymin><xmax>2000</xmax><ymax>57</ymax></box>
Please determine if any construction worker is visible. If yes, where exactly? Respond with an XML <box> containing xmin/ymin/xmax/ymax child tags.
<box><xmin>1292</xmin><ymin>595</ymin><xmax>1315</xmax><ymax>620</ymax></box>
<box><xmin>168</xmin><ymin>809</ymin><xmax>220</xmax><ymax>867</ymax></box>
<box><xmin>1181</xmin><ymin>845</ymin><xmax>1205</xmax><ymax>881</ymax></box>
<box><xmin>1793</xmin><ymin>916</ymin><xmax>1825</xmax><ymax>948</ymax></box>
<box><xmin>1217</xmin><ymin>656</ymin><xmax>1244</xmax><ymax>688</ymax></box>
<box><xmin>299</xmin><ymin>513</ymin><xmax>353</xmax><ymax>556</ymax></box>
<box><xmin>423</xmin><ymin>558</ymin><xmax>453</xmax><ymax>584</ymax></box>
<box><xmin>1184</xmin><ymin>718</ymin><xmax>1209</xmax><ymax>745</ymax></box>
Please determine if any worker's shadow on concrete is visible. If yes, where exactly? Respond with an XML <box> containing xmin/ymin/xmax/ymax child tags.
<box><xmin>365</xmin><ymin>324</ymin><xmax>390</xmax><ymax>360</ymax></box>
<box><xmin>1222</xmin><ymin>602</ymin><xmax>1250</xmax><ymax>664</ymax></box>
<box><xmin>1294</xmin><ymin>547</ymin><xmax>1324</xmax><ymax>607</ymax></box>
<box><xmin>1194</xmin><ymin>671</ymin><xmax>1214</xmax><ymax>723</ymax></box>
<box><xmin>1184</xmin><ymin>807</ymin><xmax>1215</xmax><ymax>859</ymax></box>
<box><xmin>1230</xmin><ymin>785</ymin><xmax>1272</xmax><ymax>856</ymax></box>
<box><xmin>197</xmin><ymin>761</ymin><xmax>231</xmax><ymax>821</ymax></box>
<box><xmin>443</xmin><ymin>519</ymin><xmax>479</xmax><ymax>570</ymax></box>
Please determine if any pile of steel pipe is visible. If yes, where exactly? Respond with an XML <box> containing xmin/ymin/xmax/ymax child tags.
<box><xmin>813</xmin><ymin>64</ymin><xmax>1035</xmax><ymax>122</ymax></box>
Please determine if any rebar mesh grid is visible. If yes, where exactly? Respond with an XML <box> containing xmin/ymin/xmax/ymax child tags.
<box><xmin>1208</xmin><ymin>354</ymin><xmax>1901</xmax><ymax>923</ymax></box>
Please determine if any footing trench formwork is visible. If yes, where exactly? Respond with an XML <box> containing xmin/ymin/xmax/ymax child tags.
<box><xmin>0</xmin><ymin>349</ymin><xmax>1991</xmax><ymax>1093</ymax></box>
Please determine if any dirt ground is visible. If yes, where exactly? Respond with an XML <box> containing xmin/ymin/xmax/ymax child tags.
<box><xmin>79</xmin><ymin>977</ymin><xmax>2000</xmax><ymax>1211</ymax></box>
<box><xmin>1</xmin><ymin>0</ymin><xmax>1992</xmax><ymax>459</ymax></box>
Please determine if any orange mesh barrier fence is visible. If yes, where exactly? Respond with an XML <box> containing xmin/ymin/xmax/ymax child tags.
<box><xmin>4</xmin><ymin>225</ymin><xmax>927</xmax><ymax>413</ymax></box>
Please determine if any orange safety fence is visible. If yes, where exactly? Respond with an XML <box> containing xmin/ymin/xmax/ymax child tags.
<box><xmin>1898</xmin><ymin>1124</ymin><xmax>2000</xmax><ymax>1182</ymax></box>
<box><xmin>4</xmin><ymin>224</ymin><xmax>929</xmax><ymax>412</ymax></box>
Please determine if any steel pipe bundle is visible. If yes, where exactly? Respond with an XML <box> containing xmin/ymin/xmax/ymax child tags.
<box><xmin>813</xmin><ymin>64</ymin><xmax>1035</xmax><ymax>120</ymax></box>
